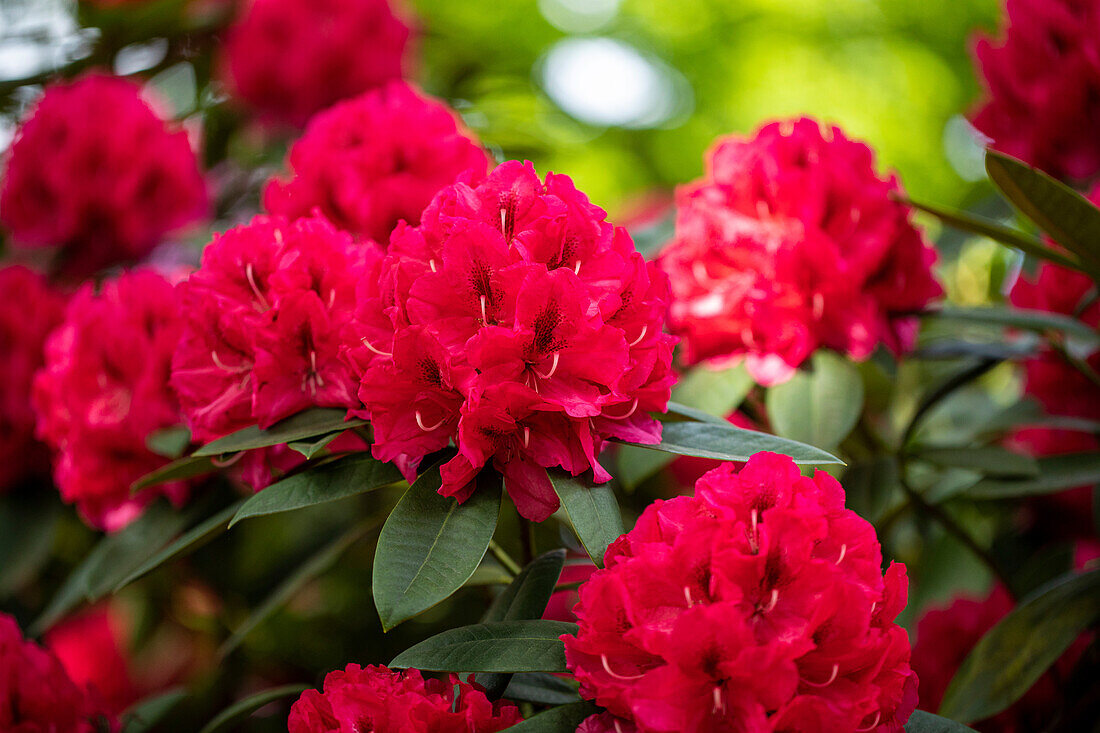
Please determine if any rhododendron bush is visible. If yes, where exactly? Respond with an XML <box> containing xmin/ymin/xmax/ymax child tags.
<box><xmin>0</xmin><ymin>0</ymin><xmax>1098</xmax><ymax>731</ymax></box>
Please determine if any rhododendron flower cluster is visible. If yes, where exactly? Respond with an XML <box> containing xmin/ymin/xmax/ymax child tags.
<box><xmin>657</xmin><ymin>117</ymin><xmax>941</xmax><ymax>385</ymax></box>
<box><xmin>971</xmin><ymin>0</ymin><xmax>1100</xmax><ymax>182</ymax></box>
<box><xmin>288</xmin><ymin>664</ymin><xmax>522</xmax><ymax>732</ymax></box>
<box><xmin>44</xmin><ymin>605</ymin><xmax>139</xmax><ymax>716</ymax></box>
<box><xmin>346</xmin><ymin>161</ymin><xmax>676</xmax><ymax>521</ymax></box>
<box><xmin>222</xmin><ymin>0</ymin><xmax>411</xmax><ymax>127</ymax></box>
<box><xmin>0</xmin><ymin>266</ymin><xmax>66</xmax><ymax>492</ymax></box>
<box><xmin>265</xmin><ymin>81</ymin><xmax>490</xmax><ymax>243</ymax></box>
<box><xmin>171</xmin><ymin>214</ymin><xmax>374</xmax><ymax>488</ymax></box>
<box><xmin>0</xmin><ymin>73</ymin><xmax>208</xmax><ymax>276</ymax></box>
<box><xmin>563</xmin><ymin>452</ymin><xmax>918</xmax><ymax>732</ymax></box>
<box><xmin>32</xmin><ymin>269</ymin><xmax>190</xmax><ymax>531</ymax></box>
<box><xmin>0</xmin><ymin>612</ymin><xmax>115</xmax><ymax>732</ymax></box>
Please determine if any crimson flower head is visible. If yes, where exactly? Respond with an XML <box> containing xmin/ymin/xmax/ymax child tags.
<box><xmin>0</xmin><ymin>73</ymin><xmax>208</xmax><ymax>277</ymax></box>
<box><xmin>347</xmin><ymin>160</ymin><xmax>676</xmax><ymax>521</ymax></box>
<box><xmin>0</xmin><ymin>266</ymin><xmax>66</xmax><ymax>492</ymax></box>
<box><xmin>0</xmin><ymin>612</ymin><xmax>116</xmax><ymax>732</ymax></box>
<box><xmin>562</xmin><ymin>452</ymin><xmax>918</xmax><ymax>732</ymax></box>
<box><xmin>970</xmin><ymin>0</ymin><xmax>1100</xmax><ymax>181</ymax></box>
<box><xmin>32</xmin><ymin>269</ymin><xmax>191</xmax><ymax>532</ymax></box>
<box><xmin>171</xmin><ymin>214</ymin><xmax>375</xmax><ymax>489</ymax></box>
<box><xmin>657</xmin><ymin>117</ymin><xmax>941</xmax><ymax>385</ymax></box>
<box><xmin>288</xmin><ymin>664</ymin><xmax>522</xmax><ymax>732</ymax></box>
<box><xmin>44</xmin><ymin>605</ymin><xmax>139</xmax><ymax>717</ymax></box>
<box><xmin>222</xmin><ymin>0</ymin><xmax>411</xmax><ymax>127</ymax></box>
<box><xmin>265</xmin><ymin>81</ymin><xmax>490</xmax><ymax>243</ymax></box>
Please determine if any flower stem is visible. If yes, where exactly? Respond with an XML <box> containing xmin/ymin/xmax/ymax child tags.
<box><xmin>487</xmin><ymin>540</ymin><xmax>522</xmax><ymax>577</ymax></box>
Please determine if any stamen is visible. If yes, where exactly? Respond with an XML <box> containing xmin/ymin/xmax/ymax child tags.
<box><xmin>751</xmin><ymin>509</ymin><xmax>758</xmax><ymax>535</ymax></box>
<box><xmin>328</xmin><ymin>289</ymin><xmax>336</xmax><ymax>308</ymax></box>
<box><xmin>870</xmin><ymin>602</ymin><xmax>877</xmax><ymax>615</ymax></box>
<box><xmin>573</xmin><ymin>260</ymin><xmax>581</xmax><ymax>276</ymax></box>
<box><xmin>361</xmin><ymin>338</ymin><xmax>393</xmax><ymax>358</ymax></box>
<box><xmin>613</xmin><ymin>722</ymin><xmax>623</xmax><ymax>733</ymax></box>
<box><xmin>532</xmin><ymin>352</ymin><xmax>560</xmax><ymax>380</ymax></box>
<box><xmin>683</xmin><ymin>586</ymin><xmax>694</xmax><ymax>607</ymax></box>
<box><xmin>741</xmin><ymin>327</ymin><xmax>755</xmax><ymax>347</ymax></box>
<box><xmin>245</xmin><ymin>263</ymin><xmax>270</xmax><ymax>311</ymax></box>
<box><xmin>628</xmin><ymin>324</ymin><xmax>648</xmax><ymax>347</ymax></box>
<box><xmin>693</xmin><ymin>261</ymin><xmax>709</xmax><ymax>282</ymax></box>
<box><xmin>273</xmin><ymin>229</ymin><xmax>284</xmax><ymax>244</ymax></box>
<box><xmin>813</xmin><ymin>292</ymin><xmax>825</xmax><ymax>319</ymax></box>
<box><xmin>480</xmin><ymin>295</ymin><xmax>488</xmax><ymax>323</ymax></box>
<box><xmin>856</xmin><ymin>712</ymin><xmax>881</xmax><ymax>731</ymax></box>
<box><xmin>712</xmin><ymin>686</ymin><xmax>725</xmax><ymax>715</ymax></box>
<box><xmin>761</xmin><ymin>588</ymin><xmax>779</xmax><ymax>613</ymax></box>
<box><xmin>836</xmin><ymin>544</ymin><xmax>847</xmax><ymax>565</ymax></box>
<box><xmin>522</xmin><ymin>426</ymin><xmax>531</xmax><ymax>448</ymax></box>
<box><xmin>803</xmin><ymin>664</ymin><xmax>839</xmax><ymax>688</ymax></box>
<box><xmin>211</xmin><ymin>452</ymin><xmax>245</xmax><ymax>468</ymax></box>
<box><xmin>415</xmin><ymin>411</ymin><xmax>446</xmax><ymax>432</ymax></box>
<box><xmin>429</xmin><ymin>259</ymin><xmax>438</xmax><ymax>273</ymax></box>
<box><xmin>500</xmin><ymin>207</ymin><xmax>507</xmax><ymax>233</ymax></box>
<box><xmin>605</xmin><ymin>397</ymin><xmax>639</xmax><ymax>420</ymax></box>
<box><xmin>211</xmin><ymin>350</ymin><xmax>248</xmax><ymax>373</ymax></box>
<box><xmin>600</xmin><ymin>654</ymin><xmax>645</xmax><ymax>681</ymax></box>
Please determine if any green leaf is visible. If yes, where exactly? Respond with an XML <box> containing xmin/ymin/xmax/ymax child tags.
<box><xmin>842</xmin><ymin>456</ymin><xmax>900</xmax><ymax>523</ymax></box>
<box><xmin>193</xmin><ymin>408</ymin><xmax>365</xmax><ymax>457</ymax></box>
<box><xmin>113</xmin><ymin>500</ymin><xmax>244</xmax><ymax>593</ymax></box>
<box><xmin>229</xmin><ymin>453</ymin><xmax>402</xmax><ymax>527</ymax></box>
<box><xmin>503</xmin><ymin>673</ymin><xmax>582</xmax><ymax>705</ymax></box>
<box><xmin>664</xmin><ymin>400</ymin><xmax>731</xmax><ymax>426</ymax></box>
<box><xmin>986</xmin><ymin>150</ymin><xmax>1100</xmax><ymax>276</ymax></box>
<box><xmin>373</xmin><ymin>463</ymin><xmax>502</xmax><ymax>630</ymax></box>
<box><xmin>966</xmin><ymin>452</ymin><xmax>1100</xmax><ymax>499</ymax></box>
<box><xmin>766</xmin><ymin>350</ymin><xmax>864</xmax><ymax>451</ymax></box>
<box><xmin>619</xmin><ymin>366</ymin><xmax>753</xmax><ymax>488</ymax></box>
<box><xmin>925</xmin><ymin>305</ymin><xmax>1100</xmax><ymax>350</ymax></box>
<box><xmin>914</xmin><ymin>446</ymin><xmax>1039</xmax><ymax>479</ymax></box>
<box><xmin>145</xmin><ymin>426</ymin><xmax>191</xmax><ymax>459</ymax></box>
<box><xmin>477</xmin><ymin>550</ymin><xmax>567</xmax><ymax>697</ymax></box>
<box><xmin>623</xmin><ymin>421</ymin><xmax>844</xmax><ymax>466</ymax></box>
<box><xmin>940</xmin><ymin>569</ymin><xmax>1100</xmax><ymax>723</ymax></box>
<box><xmin>548</xmin><ymin>471</ymin><xmax>623</xmax><ymax>568</ymax></box>
<box><xmin>33</xmin><ymin>501</ymin><xmax>192</xmax><ymax>633</ymax></box>
<box><xmin>0</xmin><ymin>494</ymin><xmax>61</xmax><ymax>597</ymax></box>
<box><xmin>287</xmin><ymin>430</ymin><xmax>342</xmax><ymax>459</ymax></box>
<box><xmin>121</xmin><ymin>688</ymin><xmax>188</xmax><ymax>733</ymax></box>
<box><xmin>904</xmin><ymin>710</ymin><xmax>978</xmax><ymax>732</ymax></box>
<box><xmin>501</xmin><ymin>701</ymin><xmax>599</xmax><ymax>732</ymax></box>
<box><xmin>197</xmin><ymin>684</ymin><xmax>309</xmax><ymax>733</ymax></box>
<box><xmin>906</xmin><ymin>197</ymin><xmax>1086</xmax><ymax>274</ymax></box>
<box><xmin>389</xmin><ymin>620</ymin><xmax>576</xmax><ymax>673</ymax></box>
<box><xmin>219</xmin><ymin>519</ymin><xmax>377</xmax><ymax>657</ymax></box>
<box><xmin>131</xmin><ymin>454</ymin><xmax>216</xmax><ymax>494</ymax></box>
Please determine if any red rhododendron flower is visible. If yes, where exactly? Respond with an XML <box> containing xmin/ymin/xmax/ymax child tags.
<box><xmin>970</xmin><ymin>0</ymin><xmax>1100</xmax><ymax>181</ymax></box>
<box><xmin>347</xmin><ymin>161</ymin><xmax>676</xmax><ymax>521</ymax></box>
<box><xmin>45</xmin><ymin>606</ymin><xmax>139</xmax><ymax>716</ymax></box>
<box><xmin>32</xmin><ymin>269</ymin><xmax>191</xmax><ymax>531</ymax></box>
<box><xmin>563</xmin><ymin>452</ymin><xmax>918</xmax><ymax>732</ymax></box>
<box><xmin>0</xmin><ymin>266</ymin><xmax>66</xmax><ymax>492</ymax></box>
<box><xmin>265</xmin><ymin>81</ymin><xmax>490</xmax><ymax>243</ymax></box>
<box><xmin>657</xmin><ymin>118</ymin><xmax>941</xmax><ymax>385</ymax></box>
<box><xmin>578</xmin><ymin>712</ymin><xmax>640</xmax><ymax>733</ymax></box>
<box><xmin>1007</xmin><ymin>258</ymin><xmax>1099</xmax><ymax>537</ymax></box>
<box><xmin>912</xmin><ymin>582</ymin><xmax>1091</xmax><ymax>731</ymax></box>
<box><xmin>0</xmin><ymin>73</ymin><xmax>208</xmax><ymax>277</ymax></box>
<box><xmin>288</xmin><ymin>664</ymin><xmax>522</xmax><ymax>732</ymax></box>
<box><xmin>222</xmin><ymin>0</ymin><xmax>411</xmax><ymax>127</ymax></box>
<box><xmin>171</xmin><ymin>214</ymin><xmax>373</xmax><ymax>489</ymax></box>
<box><xmin>0</xmin><ymin>612</ymin><xmax>116</xmax><ymax>732</ymax></box>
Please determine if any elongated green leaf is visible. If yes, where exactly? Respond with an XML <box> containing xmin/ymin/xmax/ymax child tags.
<box><xmin>941</xmin><ymin>569</ymin><xmax>1100</xmax><ymax>723</ymax></box>
<box><xmin>913</xmin><ymin>339</ymin><xmax>1037</xmax><ymax>362</ymax></box>
<box><xmin>121</xmin><ymin>688</ymin><xmax>188</xmax><ymax>733</ymax></box>
<box><xmin>131</xmin><ymin>454</ymin><xmax>215</xmax><ymax>494</ymax></box>
<box><xmin>373</xmin><ymin>464</ymin><xmax>501</xmax><ymax>630</ymax></box>
<box><xmin>478</xmin><ymin>550</ymin><xmax>567</xmax><ymax>697</ymax></box>
<box><xmin>767</xmin><ymin>350</ymin><xmax>864</xmax><ymax>451</ymax></box>
<box><xmin>914</xmin><ymin>446</ymin><xmax>1039</xmax><ymax>479</ymax></box>
<box><xmin>664</xmin><ymin>400</ymin><xmax>731</xmax><ymax>426</ymax></box>
<box><xmin>503</xmin><ymin>673</ymin><xmax>582</xmax><ymax>705</ymax></box>
<box><xmin>33</xmin><ymin>501</ymin><xmax>192</xmax><ymax>633</ymax></box>
<box><xmin>986</xmin><ymin>150</ymin><xmax>1100</xmax><ymax>275</ymax></box>
<box><xmin>113</xmin><ymin>500</ymin><xmax>244</xmax><ymax>593</ymax></box>
<box><xmin>619</xmin><ymin>367</ymin><xmax>753</xmax><ymax>488</ymax></box>
<box><xmin>146</xmin><ymin>426</ymin><xmax>191</xmax><ymax>459</ymax></box>
<box><xmin>842</xmin><ymin>456</ymin><xmax>900</xmax><ymax>523</ymax></box>
<box><xmin>548</xmin><ymin>472</ymin><xmax>623</xmax><ymax>568</ymax></box>
<box><xmin>230</xmin><ymin>453</ymin><xmax>402</xmax><ymax>527</ymax></box>
<box><xmin>193</xmin><ymin>408</ymin><xmax>365</xmax><ymax>456</ymax></box>
<box><xmin>501</xmin><ymin>701</ymin><xmax>599</xmax><ymax>732</ymax></box>
<box><xmin>904</xmin><ymin>710</ymin><xmax>978</xmax><ymax>733</ymax></box>
<box><xmin>390</xmin><ymin>620</ymin><xmax>576</xmax><ymax>673</ymax></box>
<box><xmin>197</xmin><ymin>684</ymin><xmax>309</xmax><ymax>733</ymax></box>
<box><xmin>287</xmin><ymin>430</ymin><xmax>342</xmax><ymax>459</ymax></box>
<box><xmin>0</xmin><ymin>494</ymin><xmax>61</xmax><ymax>597</ymax></box>
<box><xmin>925</xmin><ymin>305</ymin><xmax>1100</xmax><ymax>349</ymax></box>
<box><xmin>906</xmin><ymin>197</ymin><xmax>1086</xmax><ymax>273</ymax></box>
<box><xmin>966</xmin><ymin>452</ymin><xmax>1100</xmax><ymax>499</ymax></box>
<box><xmin>220</xmin><ymin>519</ymin><xmax>377</xmax><ymax>657</ymax></box>
<box><xmin>623</xmin><ymin>421</ymin><xmax>843</xmax><ymax>466</ymax></box>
